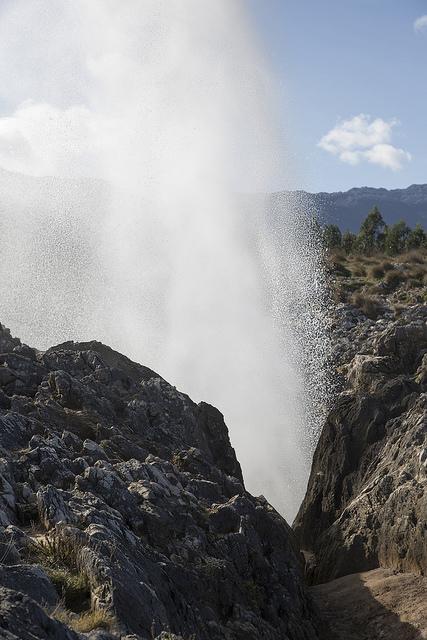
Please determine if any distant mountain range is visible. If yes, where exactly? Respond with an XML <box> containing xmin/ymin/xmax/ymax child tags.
<box><xmin>274</xmin><ymin>184</ymin><xmax>427</xmax><ymax>232</ymax></box>
<box><xmin>1</xmin><ymin>168</ymin><xmax>426</xmax><ymax>235</ymax></box>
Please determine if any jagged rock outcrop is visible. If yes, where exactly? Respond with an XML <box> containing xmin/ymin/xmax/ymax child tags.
<box><xmin>294</xmin><ymin>303</ymin><xmax>427</xmax><ymax>584</ymax></box>
<box><xmin>0</xmin><ymin>322</ymin><xmax>319</xmax><ymax>640</ymax></box>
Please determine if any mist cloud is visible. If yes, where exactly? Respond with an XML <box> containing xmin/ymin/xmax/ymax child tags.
<box><xmin>0</xmin><ymin>0</ymin><xmax>331</xmax><ymax>520</ymax></box>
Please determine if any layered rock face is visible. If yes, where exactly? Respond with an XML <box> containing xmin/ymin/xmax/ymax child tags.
<box><xmin>0</xmin><ymin>322</ymin><xmax>319</xmax><ymax>640</ymax></box>
<box><xmin>294</xmin><ymin>303</ymin><xmax>427</xmax><ymax>584</ymax></box>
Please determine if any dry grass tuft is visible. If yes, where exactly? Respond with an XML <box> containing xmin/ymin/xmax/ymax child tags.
<box><xmin>327</xmin><ymin>246</ymin><xmax>426</xmax><ymax>309</ymax></box>
<box><xmin>380</xmin><ymin>260</ymin><xmax>394</xmax><ymax>272</ymax></box>
<box><xmin>384</xmin><ymin>270</ymin><xmax>402</xmax><ymax>290</ymax></box>
<box><xmin>350</xmin><ymin>292</ymin><xmax>383</xmax><ymax>320</ymax></box>
<box><xmin>401</xmin><ymin>250</ymin><xmax>425</xmax><ymax>264</ymax></box>
<box><xmin>351</xmin><ymin>265</ymin><xmax>367</xmax><ymax>277</ymax></box>
<box><xmin>52</xmin><ymin>605</ymin><xmax>115</xmax><ymax>633</ymax></box>
<box><xmin>369</xmin><ymin>264</ymin><xmax>384</xmax><ymax>280</ymax></box>
<box><xmin>27</xmin><ymin>532</ymin><xmax>90</xmax><ymax>612</ymax></box>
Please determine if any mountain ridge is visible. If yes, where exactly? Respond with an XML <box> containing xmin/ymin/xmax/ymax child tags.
<box><xmin>272</xmin><ymin>183</ymin><xmax>427</xmax><ymax>231</ymax></box>
<box><xmin>0</xmin><ymin>167</ymin><xmax>425</xmax><ymax>233</ymax></box>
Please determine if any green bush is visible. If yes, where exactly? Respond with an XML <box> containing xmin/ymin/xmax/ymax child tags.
<box><xmin>326</xmin><ymin>208</ymin><xmax>426</xmax><ymax>258</ymax></box>
<box><xmin>342</xmin><ymin>230</ymin><xmax>357</xmax><ymax>253</ymax></box>
<box><xmin>384</xmin><ymin>220</ymin><xmax>411</xmax><ymax>255</ymax></box>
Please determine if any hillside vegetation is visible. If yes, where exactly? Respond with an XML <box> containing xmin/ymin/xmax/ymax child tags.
<box><xmin>282</xmin><ymin>183</ymin><xmax>427</xmax><ymax>232</ymax></box>
<box><xmin>324</xmin><ymin>206</ymin><xmax>427</xmax><ymax>319</ymax></box>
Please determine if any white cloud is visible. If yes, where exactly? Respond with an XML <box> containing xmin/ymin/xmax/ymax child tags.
<box><xmin>414</xmin><ymin>15</ymin><xmax>427</xmax><ymax>32</ymax></box>
<box><xmin>318</xmin><ymin>114</ymin><xmax>411</xmax><ymax>171</ymax></box>
<box><xmin>363</xmin><ymin>144</ymin><xmax>411</xmax><ymax>171</ymax></box>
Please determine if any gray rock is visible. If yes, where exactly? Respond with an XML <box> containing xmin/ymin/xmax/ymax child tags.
<box><xmin>0</xmin><ymin>587</ymin><xmax>80</xmax><ymax>639</ymax></box>
<box><xmin>37</xmin><ymin>486</ymin><xmax>74</xmax><ymax>528</ymax></box>
<box><xmin>0</xmin><ymin>564</ymin><xmax>57</xmax><ymax>606</ymax></box>
<box><xmin>294</xmin><ymin>303</ymin><xmax>427</xmax><ymax>583</ymax></box>
<box><xmin>0</xmin><ymin>322</ymin><xmax>320</xmax><ymax>639</ymax></box>
<box><xmin>209</xmin><ymin>502</ymin><xmax>240</xmax><ymax>534</ymax></box>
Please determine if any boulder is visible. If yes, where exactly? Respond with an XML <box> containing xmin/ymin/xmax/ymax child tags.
<box><xmin>0</xmin><ymin>587</ymin><xmax>79</xmax><ymax>639</ymax></box>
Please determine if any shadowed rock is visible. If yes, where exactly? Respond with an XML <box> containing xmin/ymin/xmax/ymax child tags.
<box><xmin>294</xmin><ymin>304</ymin><xmax>427</xmax><ymax>583</ymax></box>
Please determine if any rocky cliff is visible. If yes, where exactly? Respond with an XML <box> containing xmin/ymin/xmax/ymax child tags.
<box><xmin>0</xmin><ymin>322</ymin><xmax>319</xmax><ymax>640</ymax></box>
<box><xmin>294</xmin><ymin>302</ymin><xmax>427</xmax><ymax>584</ymax></box>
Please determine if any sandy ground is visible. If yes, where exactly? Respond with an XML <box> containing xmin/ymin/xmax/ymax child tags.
<box><xmin>311</xmin><ymin>568</ymin><xmax>427</xmax><ymax>640</ymax></box>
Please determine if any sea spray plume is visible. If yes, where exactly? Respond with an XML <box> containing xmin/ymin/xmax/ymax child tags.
<box><xmin>0</xmin><ymin>0</ymin><xmax>330</xmax><ymax>518</ymax></box>
<box><xmin>257</xmin><ymin>192</ymin><xmax>333</xmax><ymax>512</ymax></box>
<box><xmin>271</xmin><ymin>192</ymin><xmax>333</xmax><ymax>450</ymax></box>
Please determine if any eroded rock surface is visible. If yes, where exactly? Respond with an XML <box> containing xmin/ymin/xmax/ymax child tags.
<box><xmin>294</xmin><ymin>304</ymin><xmax>427</xmax><ymax>583</ymax></box>
<box><xmin>0</xmin><ymin>322</ymin><xmax>319</xmax><ymax>639</ymax></box>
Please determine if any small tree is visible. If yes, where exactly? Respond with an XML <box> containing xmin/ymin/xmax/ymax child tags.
<box><xmin>323</xmin><ymin>224</ymin><xmax>342</xmax><ymax>250</ymax></box>
<box><xmin>384</xmin><ymin>220</ymin><xmax>411</xmax><ymax>255</ymax></box>
<box><xmin>357</xmin><ymin>206</ymin><xmax>386</xmax><ymax>254</ymax></box>
<box><xmin>405</xmin><ymin>223</ymin><xmax>426</xmax><ymax>251</ymax></box>
<box><xmin>342</xmin><ymin>230</ymin><xmax>356</xmax><ymax>254</ymax></box>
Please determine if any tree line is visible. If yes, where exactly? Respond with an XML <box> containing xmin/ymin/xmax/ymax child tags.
<box><xmin>323</xmin><ymin>206</ymin><xmax>426</xmax><ymax>256</ymax></box>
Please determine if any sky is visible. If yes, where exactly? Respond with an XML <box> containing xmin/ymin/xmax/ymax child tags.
<box><xmin>249</xmin><ymin>0</ymin><xmax>427</xmax><ymax>193</ymax></box>
<box><xmin>0</xmin><ymin>1</ymin><xmax>424</xmax><ymax>195</ymax></box>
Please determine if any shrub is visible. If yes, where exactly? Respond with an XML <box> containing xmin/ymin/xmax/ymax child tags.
<box><xmin>384</xmin><ymin>270</ymin><xmax>402</xmax><ymax>290</ymax></box>
<box><xmin>402</xmin><ymin>249</ymin><xmax>425</xmax><ymax>264</ymax></box>
<box><xmin>369</xmin><ymin>264</ymin><xmax>384</xmax><ymax>280</ymax></box>
<box><xmin>380</xmin><ymin>260</ymin><xmax>394</xmax><ymax>272</ymax></box>
<box><xmin>329</xmin><ymin>259</ymin><xmax>352</xmax><ymax>277</ymax></box>
<box><xmin>350</xmin><ymin>292</ymin><xmax>382</xmax><ymax>319</ymax></box>
<box><xmin>407</xmin><ymin>267</ymin><xmax>426</xmax><ymax>282</ymax></box>
<box><xmin>351</xmin><ymin>265</ymin><xmax>367</xmax><ymax>277</ymax></box>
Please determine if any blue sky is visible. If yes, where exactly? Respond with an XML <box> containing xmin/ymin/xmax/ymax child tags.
<box><xmin>249</xmin><ymin>0</ymin><xmax>427</xmax><ymax>192</ymax></box>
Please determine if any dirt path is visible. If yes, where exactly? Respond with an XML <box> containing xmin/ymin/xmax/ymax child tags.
<box><xmin>312</xmin><ymin>568</ymin><xmax>427</xmax><ymax>640</ymax></box>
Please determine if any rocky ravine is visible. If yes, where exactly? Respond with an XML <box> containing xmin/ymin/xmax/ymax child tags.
<box><xmin>294</xmin><ymin>302</ymin><xmax>427</xmax><ymax>584</ymax></box>
<box><xmin>0</xmin><ymin>322</ymin><xmax>320</xmax><ymax>640</ymax></box>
